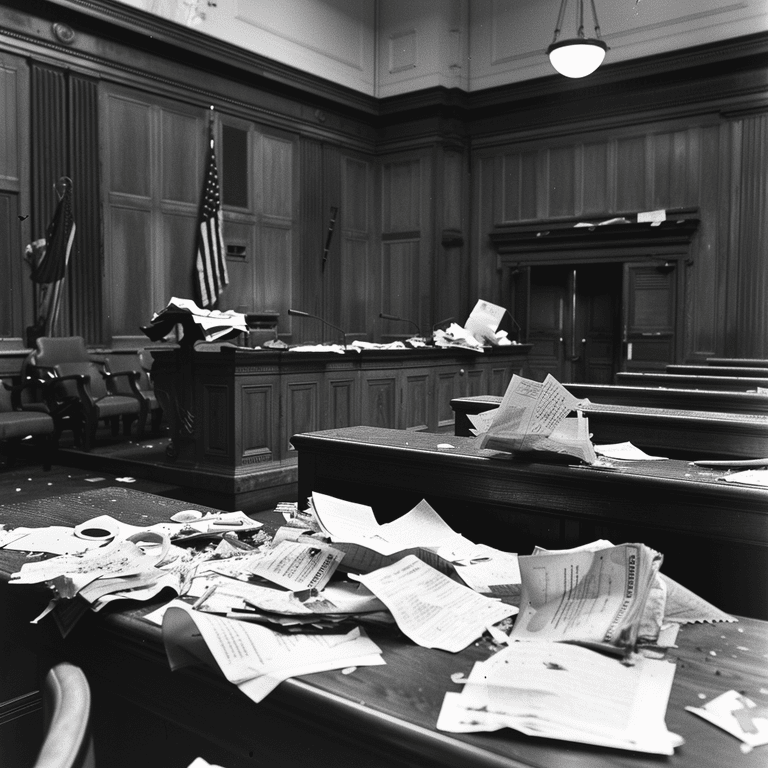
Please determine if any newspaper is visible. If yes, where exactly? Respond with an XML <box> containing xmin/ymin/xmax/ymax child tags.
<box><xmin>512</xmin><ymin>542</ymin><xmax>661</xmax><ymax>654</ymax></box>
<box><xmin>478</xmin><ymin>374</ymin><xmax>596</xmax><ymax>463</ymax></box>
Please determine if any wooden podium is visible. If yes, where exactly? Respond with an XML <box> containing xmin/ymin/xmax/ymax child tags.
<box><xmin>149</xmin><ymin>344</ymin><xmax>531</xmax><ymax>509</ymax></box>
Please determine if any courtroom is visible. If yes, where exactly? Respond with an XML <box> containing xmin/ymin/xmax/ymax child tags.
<box><xmin>0</xmin><ymin>2</ymin><xmax>767</xmax><ymax>768</ymax></box>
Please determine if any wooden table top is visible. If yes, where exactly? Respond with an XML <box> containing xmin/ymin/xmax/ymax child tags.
<box><xmin>1</xmin><ymin>487</ymin><xmax>767</xmax><ymax>768</ymax></box>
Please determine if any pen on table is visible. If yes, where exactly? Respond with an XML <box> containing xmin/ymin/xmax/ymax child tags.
<box><xmin>211</xmin><ymin>520</ymin><xmax>244</xmax><ymax>526</ymax></box>
<box><xmin>192</xmin><ymin>584</ymin><xmax>216</xmax><ymax>609</ymax></box>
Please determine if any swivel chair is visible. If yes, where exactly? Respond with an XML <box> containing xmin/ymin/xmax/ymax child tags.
<box><xmin>33</xmin><ymin>662</ymin><xmax>95</xmax><ymax>768</ymax></box>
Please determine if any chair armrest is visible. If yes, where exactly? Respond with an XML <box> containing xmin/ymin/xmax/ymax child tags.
<box><xmin>103</xmin><ymin>369</ymin><xmax>143</xmax><ymax>398</ymax></box>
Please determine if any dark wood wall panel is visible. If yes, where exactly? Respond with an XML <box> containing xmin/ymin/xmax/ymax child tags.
<box><xmin>68</xmin><ymin>75</ymin><xmax>101</xmax><ymax>342</ymax></box>
<box><xmin>30</xmin><ymin>65</ymin><xmax>67</xmax><ymax>244</ymax></box>
<box><xmin>736</xmin><ymin>115</ymin><xmax>768</xmax><ymax>357</ymax></box>
<box><xmin>297</xmin><ymin>139</ymin><xmax>324</xmax><ymax>335</ymax></box>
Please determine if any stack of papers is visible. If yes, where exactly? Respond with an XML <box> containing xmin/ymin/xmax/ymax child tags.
<box><xmin>145</xmin><ymin>297</ymin><xmax>248</xmax><ymax>343</ymax></box>
<box><xmin>477</xmin><ymin>374</ymin><xmax>596</xmax><ymax>464</ymax></box>
<box><xmin>512</xmin><ymin>542</ymin><xmax>661</xmax><ymax>655</ymax></box>
<box><xmin>437</xmin><ymin>640</ymin><xmax>683</xmax><ymax>754</ymax></box>
<box><xmin>162</xmin><ymin>602</ymin><xmax>384</xmax><ymax>704</ymax></box>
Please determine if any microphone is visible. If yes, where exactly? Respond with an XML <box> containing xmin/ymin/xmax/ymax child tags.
<box><xmin>379</xmin><ymin>312</ymin><xmax>421</xmax><ymax>336</ymax></box>
<box><xmin>288</xmin><ymin>309</ymin><xmax>347</xmax><ymax>349</ymax></box>
<box><xmin>432</xmin><ymin>316</ymin><xmax>455</xmax><ymax>331</ymax></box>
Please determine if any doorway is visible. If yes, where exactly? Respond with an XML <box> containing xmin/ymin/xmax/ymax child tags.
<box><xmin>526</xmin><ymin>264</ymin><xmax>623</xmax><ymax>383</ymax></box>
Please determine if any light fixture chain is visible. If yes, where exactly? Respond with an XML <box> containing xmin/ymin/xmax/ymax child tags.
<box><xmin>552</xmin><ymin>0</ymin><xmax>569</xmax><ymax>44</ymax></box>
<box><xmin>589</xmin><ymin>0</ymin><xmax>603</xmax><ymax>38</ymax></box>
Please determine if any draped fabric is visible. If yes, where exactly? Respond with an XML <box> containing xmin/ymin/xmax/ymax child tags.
<box><xmin>25</xmin><ymin>178</ymin><xmax>76</xmax><ymax>337</ymax></box>
<box><xmin>195</xmin><ymin>120</ymin><xmax>229</xmax><ymax>308</ymax></box>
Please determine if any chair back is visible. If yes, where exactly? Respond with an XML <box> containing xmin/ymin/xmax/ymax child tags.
<box><xmin>34</xmin><ymin>662</ymin><xmax>95</xmax><ymax>768</ymax></box>
<box><xmin>35</xmin><ymin>337</ymin><xmax>91</xmax><ymax>367</ymax></box>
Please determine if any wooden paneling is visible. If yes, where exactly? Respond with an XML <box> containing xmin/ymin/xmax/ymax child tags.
<box><xmin>0</xmin><ymin>57</ymin><xmax>21</xmax><ymax>190</ymax></box>
<box><xmin>383</xmin><ymin>158</ymin><xmax>421</xmax><ymax>232</ymax></box>
<box><xmin>202</xmin><ymin>384</ymin><xmax>229</xmax><ymax>457</ymax></box>
<box><xmin>107</xmin><ymin>96</ymin><xmax>152</xmax><ymax>198</ymax></box>
<box><xmin>362</xmin><ymin>374</ymin><xmax>398</xmax><ymax>428</ymax></box>
<box><xmin>381</xmin><ymin>240</ymin><xmax>420</xmax><ymax>323</ymax></box>
<box><xmin>548</xmin><ymin>146</ymin><xmax>575</xmax><ymax>217</ymax></box>
<box><xmin>581</xmin><ymin>143</ymin><xmax>610</xmax><ymax>215</ymax></box>
<box><xmin>283</xmin><ymin>378</ymin><xmax>320</xmax><ymax>454</ymax></box>
<box><xmin>736</xmin><ymin>115</ymin><xmax>768</xmax><ymax>358</ymax></box>
<box><xmin>401</xmin><ymin>370</ymin><xmax>430</xmax><ymax>430</ymax></box>
<box><xmin>161</xmin><ymin>110</ymin><xmax>199</xmax><ymax>204</ymax></box>
<box><xmin>241</xmin><ymin>384</ymin><xmax>274</xmax><ymax>460</ymax></box>
<box><xmin>108</xmin><ymin>206</ymin><xmax>152</xmax><ymax>336</ymax></box>
<box><xmin>162</xmin><ymin>211</ymin><xmax>198</xmax><ymax>306</ymax></box>
<box><xmin>69</xmin><ymin>75</ymin><xmax>101</xmax><ymax>342</ymax></box>
<box><xmin>615</xmin><ymin>136</ymin><xmax>647</xmax><ymax>212</ymax></box>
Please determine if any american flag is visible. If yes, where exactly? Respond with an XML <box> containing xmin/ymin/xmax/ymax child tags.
<box><xmin>26</xmin><ymin>178</ymin><xmax>76</xmax><ymax>335</ymax></box>
<box><xmin>196</xmin><ymin>121</ymin><xmax>229</xmax><ymax>308</ymax></box>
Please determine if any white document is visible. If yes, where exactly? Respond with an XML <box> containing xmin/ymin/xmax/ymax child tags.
<box><xmin>10</xmin><ymin>537</ymin><xmax>165</xmax><ymax>586</ymax></box>
<box><xmin>2</xmin><ymin>526</ymin><xmax>101</xmax><ymax>556</ymax></box>
<box><xmin>464</xmin><ymin>299</ymin><xmax>507</xmax><ymax>343</ymax></box>
<box><xmin>595</xmin><ymin>442</ymin><xmax>668</xmax><ymax>461</ymax></box>
<box><xmin>479</xmin><ymin>374</ymin><xmax>596</xmax><ymax>463</ymax></box>
<box><xmin>723</xmin><ymin>468</ymin><xmax>768</xmax><ymax>487</ymax></box>
<box><xmin>351</xmin><ymin>555</ymin><xmax>516</xmax><ymax>653</ymax></box>
<box><xmin>686</xmin><ymin>690</ymin><xmax>768</xmax><ymax>748</ymax></box>
<box><xmin>512</xmin><ymin>543</ymin><xmax>659</xmax><ymax>653</ymax></box>
<box><xmin>232</xmin><ymin>540</ymin><xmax>344</xmax><ymax>591</ymax></box>
<box><xmin>437</xmin><ymin>641</ymin><xmax>682</xmax><ymax>755</ymax></box>
<box><xmin>162</xmin><ymin>603</ymin><xmax>384</xmax><ymax>703</ymax></box>
<box><xmin>452</xmin><ymin>544</ymin><xmax>521</xmax><ymax>598</ymax></box>
<box><xmin>310</xmin><ymin>493</ymin><xmax>476</xmax><ymax>573</ymax></box>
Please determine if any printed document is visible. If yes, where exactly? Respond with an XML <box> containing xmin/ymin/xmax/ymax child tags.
<box><xmin>437</xmin><ymin>641</ymin><xmax>682</xmax><ymax>754</ymax></box>
<box><xmin>512</xmin><ymin>543</ymin><xmax>660</xmax><ymax>653</ymax></box>
<box><xmin>351</xmin><ymin>555</ymin><xmax>517</xmax><ymax>652</ymax></box>
<box><xmin>478</xmin><ymin>374</ymin><xmax>596</xmax><ymax>463</ymax></box>
<box><xmin>310</xmin><ymin>493</ymin><xmax>478</xmax><ymax>573</ymax></box>
<box><xmin>162</xmin><ymin>603</ymin><xmax>384</xmax><ymax>702</ymax></box>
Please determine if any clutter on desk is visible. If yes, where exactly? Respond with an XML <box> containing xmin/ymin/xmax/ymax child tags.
<box><xmin>143</xmin><ymin>296</ymin><xmax>248</xmax><ymax>344</ymax></box>
<box><xmin>0</xmin><ymin>489</ymin><xmax>744</xmax><ymax>754</ymax></box>
<box><xmin>433</xmin><ymin>299</ymin><xmax>517</xmax><ymax>351</ymax></box>
<box><xmin>475</xmin><ymin>373</ymin><xmax>597</xmax><ymax>464</ymax></box>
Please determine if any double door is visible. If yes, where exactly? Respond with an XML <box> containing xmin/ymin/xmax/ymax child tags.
<box><xmin>525</xmin><ymin>262</ymin><xmax>678</xmax><ymax>383</ymax></box>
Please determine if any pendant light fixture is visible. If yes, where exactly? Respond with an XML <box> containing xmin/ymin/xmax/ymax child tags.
<box><xmin>547</xmin><ymin>0</ymin><xmax>608</xmax><ymax>79</ymax></box>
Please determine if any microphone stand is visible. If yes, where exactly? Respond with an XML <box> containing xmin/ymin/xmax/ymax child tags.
<box><xmin>379</xmin><ymin>312</ymin><xmax>421</xmax><ymax>337</ymax></box>
<box><xmin>288</xmin><ymin>309</ymin><xmax>347</xmax><ymax>350</ymax></box>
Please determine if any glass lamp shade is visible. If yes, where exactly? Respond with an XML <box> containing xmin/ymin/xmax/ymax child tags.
<box><xmin>547</xmin><ymin>38</ymin><xmax>607</xmax><ymax>78</ymax></box>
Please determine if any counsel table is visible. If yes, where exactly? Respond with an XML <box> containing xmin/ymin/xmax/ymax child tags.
<box><xmin>0</xmin><ymin>488</ymin><xmax>767</xmax><ymax>768</ymax></box>
<box><xmin>292</xmin><ymin>426</ymin><xmax>768</xmax><ymax>619</ymax></box>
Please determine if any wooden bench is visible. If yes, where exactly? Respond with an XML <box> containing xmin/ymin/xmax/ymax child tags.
<box><xmin>616</xmin><ymin>371</ymin><xmax>768</xmax><ymax>392</ymax></box>
<box><xmin>667</xmin><ymin>364</ymin><xmax>768</xmax><ymax>378</ymax></box>
<box><xmin>708</xmin><ymin>357</ymin><xmax>768</xmax><ymax>367</ymax></box>
<box><xmin>293</xmin><ymin>426</ymin><xmax>768</xmax><ymax>619</ymax></box>
<box><xmin>564</xmin><ymin>383</ymin><xmax>768</xmax><ymax>414</ymax></box>
<box><xmin>450</xmin><ymin>394</ymin><xmax>768</xmax><ymax>460</ymax></box>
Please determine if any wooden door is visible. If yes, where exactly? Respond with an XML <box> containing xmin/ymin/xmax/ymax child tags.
<box><xmin>527</xmin><ymin>264</ymin><xmax>621</xmax><ymax>383</ymax></box>
<box><xmin>623</xmin><ymin>263</ymin><xmax>678</xmax><ymax>371</ymax></box>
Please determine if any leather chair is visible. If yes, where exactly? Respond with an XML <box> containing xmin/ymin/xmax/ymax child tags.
<box><xmin>106</xmin><ymin>350</ymin><xmax>164</xmax><ymax>435</ymax></box>
<box><xmin>34</xmin><ymin>662</ymin><xmax>95</xmax><ymax>768</ymax></box>
<box><xmin>0</xmin><ymin>376</ymin><xmax>56</xmax><ymax>470</ymax></box>
<box><xmin>32</xmin><ymin>336</ymin><xmax>147</xmax><ymax>451</ymax></box>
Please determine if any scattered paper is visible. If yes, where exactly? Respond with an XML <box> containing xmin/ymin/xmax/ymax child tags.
<box><xmin>162</xmin><ymin>603</ymin><xmax>384</xmax><ymax>703</ymax></box>
<box><xmin>217</xmin><ymin>540</ymin><xmax>344</xmax><ymax>592</ymax></box>
<box><xmin>351</xmin><ymin>555</ymin><xmax>516</xmax><ymax>653</ymax></box>
<box><xmin>464</xmin><ymin>300</ymin><xmax>510</xmax><ymax>346</ymax></box>
<box><xmin>437</xmin><ymin>641</ymin><xmax>682</xmax><ymax>755</ymax></box>
<box><xmin>595</xmin><ymin>442</ymin><xmax>668</xmax><ymax>461</ymax></box>
<box><xmin>722</xmin><ymin>469</ymin><xmax>768</xmax><ymax>488</ymax></box>
<box><xmin>687</xmin><ymin>690</ymin><xmax>768</xmax><ymax>747</ymax></box>
<box><xmin>479</xmin><ymin>374</ymin><xmax>596</xmax><ymax>464</ymax></box>
<box><xmin>310</xmin><ymin>493</ymin><xmax>479</xmax><ymax>574</ymax></box>
<box><xmin>512</xmin><ymin>543</ymin><xmax>661</xmax><ymax>654</ymax></box>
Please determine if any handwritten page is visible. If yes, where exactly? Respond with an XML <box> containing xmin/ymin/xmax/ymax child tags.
<box><xmin>162</xmin><ymin>603</ymin><xmax>384</xmax><ymax>703</ymax></box>
<box><xmin>512</xmin><ymin>543</ymin><xmax>659</xmax><ymax>653</ymax></box>
<box><xmin>478</xmin><ymin>374</ymin><xmax>596</xmax><ymax>463</ymax></box>
<box><xmin>437</xmin><ymin>641</ymin><xmax>682</xmax><ymax>755</ymax></box>
<box><xmin>351</xmin><ymin>555</ymin><xmax>516</xmax><ymax>652</ymax></box>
